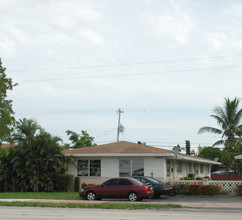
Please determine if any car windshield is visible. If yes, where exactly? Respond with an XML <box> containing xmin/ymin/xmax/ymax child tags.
<box><xmin>145</xmin><ymin>177</ymin><xmax>161</xmax><ymax>183</ymax></box>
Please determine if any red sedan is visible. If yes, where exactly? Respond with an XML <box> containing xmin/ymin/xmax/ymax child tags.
<box><xmin>79</xmin><ymin>177</ymin><xmax>154</xmax><ymax>201</ymax></box>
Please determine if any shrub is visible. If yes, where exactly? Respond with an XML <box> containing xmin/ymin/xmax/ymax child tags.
<box><xmin>235</xmin><ymin>184</ymin><xmax>242</xmax><ymax>196</ymax></box>
<box><xmin>81</xmin><ymin>182</ymin><xmax>95</xmax><ymax>189</ymax></box>
<box><xmin>172</xmin><ymin>183</ymin><xmax>188</xmax><ymax>195</ymax></box>
<box><xmin>196</xmin><ymin>177</ymin><xmax>203</xmax><ymax>180</ymax></box>
<box><xmin>54</xmin><ymin>174</ymin><xmax>74</xmax><ymax>192</ymax></box>
<box><xmin>188</xmin><ymin>184</ymin><xmax>221</xmax><ymax>195</ymax></box>
<box><xmin>181</xmin><ymin>177</ymin><xmax>193</xmax><ymax>180</ymax></box>
<box><xmin>204</xmin><ymin>176</ymin><xmax>210</xmax><ymax>180</ymax></box>
<box><xmin>188</xmin><ymin>173</ymin><xmax>195</xmax><ymax>180</ymax></box>
<box><xmin>188</xmin><ymin>184</ymin><xmax>200</xmax><ymax>195</ymax></box>
<box><xmin>198</xmin><ymin>185</ymin><xmax>221</xmax><ymax>195</ymax></box>
<box><xmin>74</xmin><ymin>177</ymin><xmax>80</xmax><ymax>192</ymax></box>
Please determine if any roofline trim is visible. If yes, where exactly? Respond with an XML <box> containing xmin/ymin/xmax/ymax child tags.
<box><xmin>64</xmin><ymin>153</ymin><xmax>220</xmax><ymax>164</ymax></box>
<box><xmin>64</xmin><ymin>153</ymin><xmax>173</xmax><ymax>157</ymax></box>
<box><xmin>176</xmin><ymin>155</ymin><xmax>221</xmax><ymax>165</ymax></box>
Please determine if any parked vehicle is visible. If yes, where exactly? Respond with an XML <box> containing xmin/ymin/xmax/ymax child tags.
<box><xmin>79</xmin><ymin>177</ymin><xmax>154</xmax><ymax>201</ymax></box>
<box><xmin>132</xmin><ymin>176</ymin><xmax>172</xmax><ymax>198</ymax></box>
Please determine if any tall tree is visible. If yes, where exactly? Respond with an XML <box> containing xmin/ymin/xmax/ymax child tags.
<box><xmin>198</xmin><ymin>97</ymin><xmax>242</xmax><ymax>146</ymax></box>
<box><xmin>198</xmin><ymin>97</ymin><xmax>242</xmax><ymax>171</ymax></box>
<box><xmin>198</xmin><ymin>146</ymin><xmax>222</xmax><ymax>161</ymax></box>
<box><xmin>7</xmin><ymin>118</ymin><xmax>70</xmax><ymax>192</ymax></box>
<box><xmin>0</xmin><ymin>59</ymin><xmax>17</xmax><ymax>143</ymax></box>
<box><xmin>66</xmin><ymin>130</ymin><xmax>96</xmax><ymax>149</ymax></box>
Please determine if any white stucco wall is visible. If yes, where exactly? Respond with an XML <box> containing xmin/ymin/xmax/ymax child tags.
<box><xmin>101</xmin><ymin>157</ymin><xmax>119</xmax><ymax>177</ymax></box>
<box><xmin>65</xmin><ymin>156</ymin><xmax>213</xmax><ymax>184</ymax></box>
<box><xmin>144</xmin><ymin>157</ymin><xmax>165</xmax><ymax>179</ymax></box>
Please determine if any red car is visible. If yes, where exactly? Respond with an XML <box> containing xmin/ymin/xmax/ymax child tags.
<box><xmin>79</xmin><ymin>177</ymin><xmax>154</xmax><ymax>201</ymax></box>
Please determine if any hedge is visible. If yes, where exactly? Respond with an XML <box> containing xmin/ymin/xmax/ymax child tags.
<box><xmin>235</xmin><ymin>184</ymin><xmax>242</xmax><ymax>196</ymax></box>
<box><xmin>188</xmin><ymin>184</ymin><xmax>221</xmax><ymax>195</ymax></box>
<box><xmin>172</xmin><ymin>183</ymin><xmax>188</xmax><ymax>195</ymax></box>
<box><xmin>74</xmin><ymin>177</ymin><xmax>80</xmax><ymax>192</ymax></box>
<box><xmin>188</xmin><ymin>184</ymin><xmax>200</xmax><ymax>195</ymax></box>
<box><xmin>53</xmin><ymin>174</ymin><xmax>74</xmax><ymax>192</ymax></box>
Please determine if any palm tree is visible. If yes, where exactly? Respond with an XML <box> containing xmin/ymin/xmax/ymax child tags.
<box><xmin>10</xmin><ymin>118</ymin><xmax>69</xmax><ymax>192</ymax></box>
<box><xmin>198</xmin><ymin>97</ymin><xmax>242</xmax><ymax>147</ymax></box>
<box><xmin>198</xmin><ymin>97</ymin><xmax>242</xmax><ymax>171</ymax></box>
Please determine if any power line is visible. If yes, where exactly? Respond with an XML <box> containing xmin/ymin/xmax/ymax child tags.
<box><xmin>17</xmin><ymin>65</ymin><xmax>242</xmax><ymax>82</ymax></box>
<box><xmin>9</xmin><ymin>54</ymin><xmax>242</xmax><ymax>72</ymax></box>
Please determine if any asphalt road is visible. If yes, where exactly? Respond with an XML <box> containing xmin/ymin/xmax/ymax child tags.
<box><xmin>0</xmin><ymin>207</ymin><xmax>242</xmax><ymax>220</ymax></box>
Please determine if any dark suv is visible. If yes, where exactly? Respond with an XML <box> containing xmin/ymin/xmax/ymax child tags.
<box><xmin>79</xmin><ymin>177</ymin><xmax>154</xmax><ymax>201</ymax></box>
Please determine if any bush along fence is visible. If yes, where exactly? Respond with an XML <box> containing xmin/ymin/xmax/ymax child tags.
<box><xmin>170</xmin><ymin>180</ymin><xmax>242</xmax><ymax>195</ymax></box>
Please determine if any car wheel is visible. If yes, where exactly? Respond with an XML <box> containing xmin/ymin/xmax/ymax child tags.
<box><xmin>86</xmin><ymin>191</ymin><xmax>96</xmax><ymax>201</ymax></box>
<box><xmin>128</xmin><ymin>192</ymin><xmax>138</xmax><ymax>202</ymax></box>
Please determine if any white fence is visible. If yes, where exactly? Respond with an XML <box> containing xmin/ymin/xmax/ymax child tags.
<box><xmin>170</xmin><ymin>180</ymin><xmax>242</xmax><ymax>195</ymax></box>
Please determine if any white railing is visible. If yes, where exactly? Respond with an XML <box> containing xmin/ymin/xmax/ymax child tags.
<box><xmin>170</xmin><ymin>180</ymin><xmax>242</xmax><ymax>195</ymax></box>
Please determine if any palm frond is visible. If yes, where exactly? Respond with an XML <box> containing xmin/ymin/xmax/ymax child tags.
<box><xmin>234</xmin><ymin>108</ymin><xmax>242</xmax><ymax>125</ymax></box>
<box><xmin>212</xmin><ymin>140</ymin><xmax>224</xmax><ymax>147</ymax></box>
<box><xmin>214</xmin><ymin>106</ymin><xmax>229</xmax><ymax>126</ymax></box>
<box><xmin>198</xmin><ymin>126</ymin><xmax>222</xmax><ymax>134</ymax></box>
<box><xmin>210</xmin><ymin>115</ymin><xmax>227</xmax><ymax>128</ymax></box>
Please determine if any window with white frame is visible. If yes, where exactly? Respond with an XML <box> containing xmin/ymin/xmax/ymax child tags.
<box><xmin>166</xmin><ymin>160</ymin><xmax>171</xmax><ymax>177</ymax></box>
<box><xmin>177</xmin><ymin>161</ymin><xmax>182</xmax><ymax>173</ymax></box>
<box><xmin>77</xmin><ymin>160</ymin><xmax>101</xmax><ymax>176</ymax></box>
<box><xmin>119</xmin><ymin>159</ymin><xmax>144</xmax><ymax>177</ymax></box>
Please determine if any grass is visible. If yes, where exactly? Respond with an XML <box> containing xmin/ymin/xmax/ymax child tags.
<box><xmin>0</xmin><ymin>201</ymin><xmax>186</xmax><ymax>209</ymax></box>
<box><xmin>0</xmin><ymin>192</ymin><xmax>81</xmax><ymax>200</ymax></box>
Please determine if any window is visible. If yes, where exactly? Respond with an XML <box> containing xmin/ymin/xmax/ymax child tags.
<box><xmin>119</xmin><ymin>160</ymin><xmax>131</xmax><ymax>176</ymax></box>
<box><xmin>200</xmin><ymin>164</ymin><xmax>204</xmax><ymax>173</ymax></box>
<box><xmin>77</xmin><ymin>160</ymin><xmax>88</xmax><ymax>176</ymax></box>
<box><xmin>119</xmin><ymin>179</ymin><xmax>132</xmax><ymax>186</ymax></box>
<box><xmin>132</xmin><ymin>160</ymin><xmax>144</xmax><ymax>176</ymax></box>
<box><xmin>188</xmin><ymin>162</ymin><xmax>192</xmax><ymax>173</ymax></box>
<box><xmin>177</xmin><ymin>161</ymin><xmax>182</xmax><ymax>173</ymax></box>
<box><xmin>90</xmin><ymin>160</ymin><xmax>101</xmax><ymax>176</ymax></box>
<box><xmin>77</xmin><ymin>160</ymin><xmax>101</xmax><ymax>176</ymax></box>
<box><xmin>104</xmin><ymin>178</ymin><xmax>119</xmax><ymax>186</ymax></box>
<box><xmin>194</xmin><ymin>163</ymin><xmax>197</xmax><ymax>174</ymax></box>
<box><xmin>119</xmin><ymin>159</ymin><xmax>144</xmax><ymax>177</ymax></box>
<box><xmin>166</xmin><ymin>160</ymin><xmax>171</xmax><ymax>177</ymax></box>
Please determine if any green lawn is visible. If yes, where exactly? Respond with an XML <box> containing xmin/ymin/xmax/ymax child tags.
<box><xmin>0</xmin><ymin>201</ymin><xmax>185</xmax><ymax>209</ymax></box>
<box><xmin>0</xmin><ymin>192</ymin><xmax>81</xmax><ymax>200</ymax></box>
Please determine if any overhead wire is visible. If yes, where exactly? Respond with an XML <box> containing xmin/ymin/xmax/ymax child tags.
<box><xmin>16</xmin><ymin>65</ymin><xmax>242</xmax><ymax>82</ymax></box>
<box><xmin>9</xmin><ymin>54</ymin><xmax>242</xmax><ymax>72</ymax></box>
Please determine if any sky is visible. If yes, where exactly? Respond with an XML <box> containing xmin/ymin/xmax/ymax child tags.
<box><xmin>1</xmin><ymin>0</ymin><xmax>242</xmax><ymax>151</ymax></box>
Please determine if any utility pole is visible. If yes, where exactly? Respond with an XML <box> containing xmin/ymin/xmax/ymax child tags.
<box><xmin>117</xmin><ymin>108</ymin><xmax>123</xmax><ymax>142</ymax></box>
